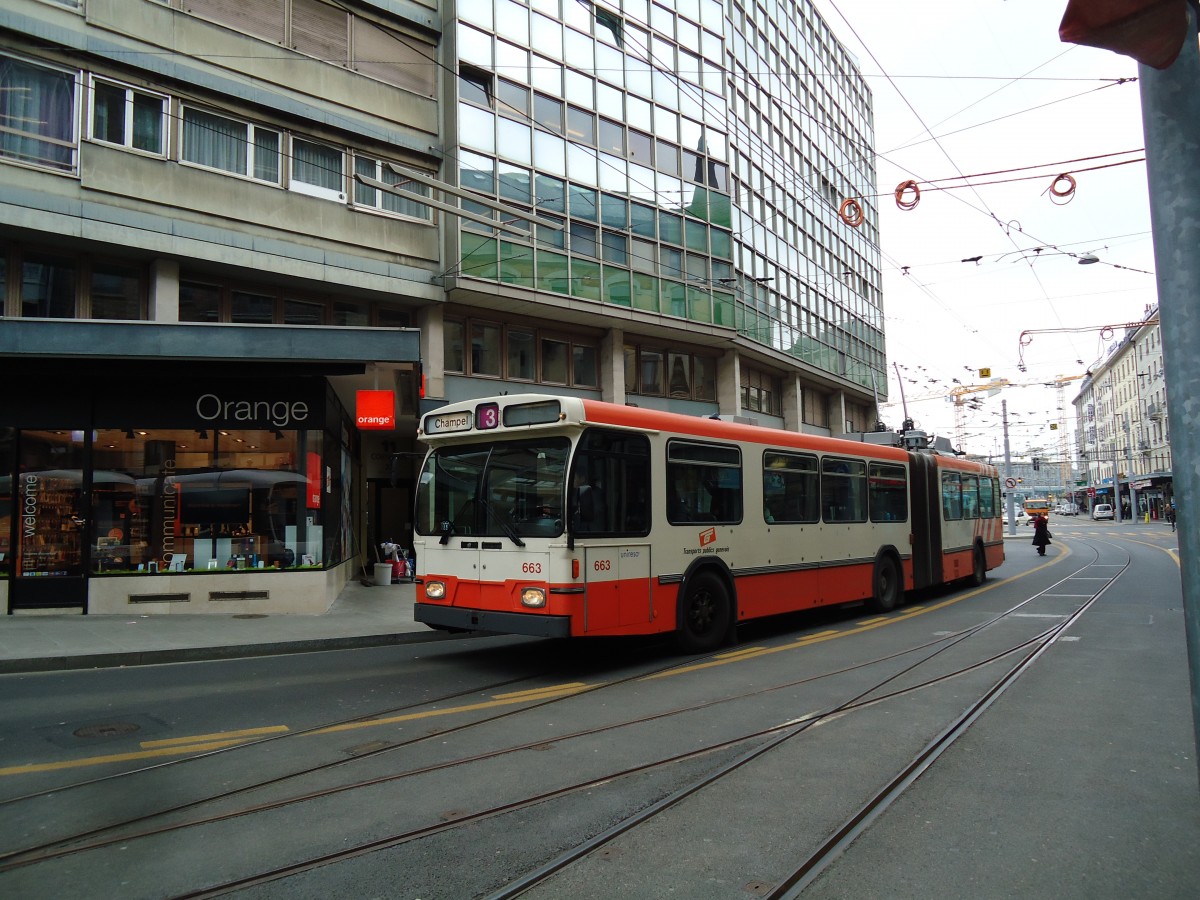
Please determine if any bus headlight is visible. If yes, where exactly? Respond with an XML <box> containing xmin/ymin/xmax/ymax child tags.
<box><xmin>520</xmin><ymin>587</ymin><xmax>547</xmax><ymax>608</ymax></box>
<box><xmin>424</xmin><ymin>580</ymin><xmax>446</xmax><ymax>600</ymax></box>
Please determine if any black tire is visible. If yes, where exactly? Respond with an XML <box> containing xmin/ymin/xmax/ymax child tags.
<box><xmin>676</xmin><ymin>570</ymin><xmax>732</xmax><ymax>653</ymax></box>
<box><xmin>968</xmin><ymin>545</ymin><xmax>986</xmax><ymax>586</ymax></box>
<box><xmin>867</xmin><ymin>554</ymin><xmax>902</xmax><ymax>613</ymax></box>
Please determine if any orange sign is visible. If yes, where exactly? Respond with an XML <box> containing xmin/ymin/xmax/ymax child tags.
<box><xmin>356</xmin><ymin>390</ymin><xmax>396</xmax><ymax>430</ymax></box>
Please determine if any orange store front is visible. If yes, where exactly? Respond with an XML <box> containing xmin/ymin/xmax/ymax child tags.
<box><xmin>1</xmin><ymin>320</ymin><xmax>419</xmax><ymax>616</ymax></box>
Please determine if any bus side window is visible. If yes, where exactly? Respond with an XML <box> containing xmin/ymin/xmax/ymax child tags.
<box><xmin>572</xmin><ymin>427</ymin><xmax>651</xmax><ymax>536</ymax></box>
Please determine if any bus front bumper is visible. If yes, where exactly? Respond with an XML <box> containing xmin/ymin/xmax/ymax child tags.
<box><xmin>414</xmin><ymin>603</ymin><xmax>572</xmax><ymax>638</ymax></box>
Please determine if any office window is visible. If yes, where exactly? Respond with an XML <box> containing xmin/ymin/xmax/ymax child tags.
<box><xmin>90</xmin><ymin>264</ymin><xmax>144</xmax><ymax>320</ymax></box>
<box><xmin>353</xmin><ymin>155</ymin><xmax>432</xmax><ymax>219</ymax></box>
<box><xmin>90</xmin><ymin>78</ymin><xmax>166</xmax><ymax>155</ymax></box>
<box><xmin>180</xmin><ymin>281</ymin><xmax>220</xmax><ymax>323</ymax></box>
<box><xmin>182</xmin><ymin>106</ymin><xmax>280</xmax><ymax>183</ymax></box>
<box><xmin>231</xmin><ymin>291</ymin><xmax>275</xmax><ymax>324</ymax></box>
<box><xmin>22</xmin><ymin>256</ymin><xmax>77</xmax><ymax>318</ymax></box>
<box><xmin>542</xmin><ymin>337</ymin><xmax>569</xmax><ymax>384</ymax></box>
<box><xmin>508</xmin><ymin>327</ymin><xmax>536</xmax><ymax>380</ymax></box>
<box><xmin>0</xmin><ymin>55</ymin><xmax>77</xmax><ymax>172</ymax></box>
<box><xmin>471</xmin><ymin>321</ymin><xmax>502</xmax><ymax>376</ymax></box>
<box><xmin>445</xmin><ymin>319</ymin><xmax>466</xmax><ymax>372</ymax></box>
<box><xmin>291</xmin><ymin>137</ymin><xmax>345</xmax><ymax>200</ymax></box>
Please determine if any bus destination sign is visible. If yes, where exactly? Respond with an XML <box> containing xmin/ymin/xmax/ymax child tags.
<box><xmin>425</xmin><ymin>411</ymin><xmax>473</xmax><ymax>435</ymax></box>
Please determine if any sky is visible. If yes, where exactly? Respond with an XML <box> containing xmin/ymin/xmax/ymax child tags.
<box><xmin>809</xmin><ymin>0</ymin><xmax>1158</xmax><ymax>462</ymax></box>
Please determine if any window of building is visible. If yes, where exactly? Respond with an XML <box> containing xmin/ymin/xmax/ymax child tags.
<box><xmin>283</xmin><ymin>298</ymin><xmax>326</xmax><ymax>326</ymax></box>
<box><xmin>573</xmin><ymin>344</ymin><xmax>599</xmax><ymax>388</ymax></box>
<box><xmin>508</xmin><ymin>327</ymin><xmax>536</xmax><ymax>380</ymax></box>
<box><xmin>231</xmin><ymin>290</ymin><xmax>275</xmax><ymax>324</ymax></box>
<box><xmin>22</xmin><ymin>256</ymin><xmax>77</xmax><ymax>318</ymax></box>
<box><xmin>90</xmin><ymin>263</ymin><xmax>144</xmax><ymax>320</ymax></box>
<box><xmin>90</xmin><ymin>77</ymin><xmax>167</xmax><ymax>155</ymax></box>
<box><xmin>182</xmin><ymin>106</ymin><xmax>280</xmax><ymax>183</ymax></box>
<box><xmin>180</xmin><ymin>281</ymin><xmax>221</xmax><ymax>322</ymax></box>
<box><xmin>0</xmin><ymin>55</ymin><xmax>77</xmax><ymax>172</ymax></box>
<box><xmin>86</xmin><ymin>426</ymin><xmax>323</xmax><ymax>573</ymax></box>
<box><xmin>445</xmin><ymin>318</ymin><xmax>466</xmax><ymax>372</ymax></box>
<box><xmin>471</xmin><ymin>321</ymin><xmax>502</xmax><ymax>377</ymax></box>
<box><xmin>353</xmin><ymin>155</ymin><xmax>433</xmax><ymax>219</ymax></box>
<box><xmin>333</xmin><ymin>301</ymin><xmax>367</xmax><ymax>326</ymax></box>
<box><xmin>291</xmin><ymin>137</ymin><xmax>345</xmax><ymax>201</ymax></box>
<box><xmin>741</xmin><ymin>366</ymin><xmax>781</xmax><ymax>416</ymax></box>
<box><xmin>541</xmin><ymin>337</ymin><xmax>569</xmax><ymax>384</ymax></box>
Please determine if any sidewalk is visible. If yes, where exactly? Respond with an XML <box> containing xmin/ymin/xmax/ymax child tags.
<box><xmin>0</xmin><ymin>579</ymin><xmax>444</xmax><ymax>675</ymax></box>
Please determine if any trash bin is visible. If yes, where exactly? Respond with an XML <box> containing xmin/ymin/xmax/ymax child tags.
<box><xmin>373</xmin><ymin>563</ymin><xmax>393</xmax><ymax>586</ymax></box>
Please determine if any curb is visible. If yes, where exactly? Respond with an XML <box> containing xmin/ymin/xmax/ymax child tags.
<box><xmin>0</xmin><ymin>629</ymin><xmax>471</xmax><ymax>675</ymax></box>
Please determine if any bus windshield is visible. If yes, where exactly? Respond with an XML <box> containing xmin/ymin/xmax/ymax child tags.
<box><xmin>415</xmin><ymin>438</ymin><xmax>570</xmax><ymax>540</ymax></box>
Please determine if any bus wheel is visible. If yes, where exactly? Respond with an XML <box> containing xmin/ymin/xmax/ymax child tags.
<box><xmin>969</xmin><ymin>546</ymin><xmax>987</xmax><ymax>586</ymax></box>
<box><xmin>868</xmin><ymin>555</ymin><xmax>902</xmax><ymax>613</ymax></box>
<box><xmin>676</xmin><ymin>571</ymin><xmax>731</xmax><ymax>653</ymax></box>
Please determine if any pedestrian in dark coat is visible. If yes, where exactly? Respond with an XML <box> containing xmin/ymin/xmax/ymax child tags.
<box><xmin>1032</xmin><ymin>513</ymin><xmax>1051</xmax><ymax>556</ymax></box>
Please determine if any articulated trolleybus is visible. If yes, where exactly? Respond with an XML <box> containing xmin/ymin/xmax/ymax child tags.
<box><xmin>414</xmin><ymin>394</ymin><xmax>1003</xmax><ymax>652</ymax></box>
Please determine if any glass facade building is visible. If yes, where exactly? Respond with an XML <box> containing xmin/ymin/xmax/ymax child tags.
<box><xmin>0</xmin><ymin>0</ymin><xmax>882</xmax><ymax>615</ymax></box>
<box><xmin>448</xmin><ymin>0</ymin><xmax>883</xmax><ymax>402</ymax></box>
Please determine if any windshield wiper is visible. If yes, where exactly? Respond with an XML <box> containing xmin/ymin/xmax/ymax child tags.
<box><xmin>480</xmin><ymin>497</ymin><xmax>525</xmax><ymax>547</ymax></box>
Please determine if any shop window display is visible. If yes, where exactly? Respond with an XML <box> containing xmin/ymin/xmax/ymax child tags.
<box><xmin>88</xmin><ymin>428</ymin><xmax>323</xmax><ymax>574</ymax></box>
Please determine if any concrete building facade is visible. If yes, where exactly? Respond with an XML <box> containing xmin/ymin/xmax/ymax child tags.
<box><xmin>1</xmin><ymin>0</ymin><xmax>882</xmax><ymax>614</ymax></box>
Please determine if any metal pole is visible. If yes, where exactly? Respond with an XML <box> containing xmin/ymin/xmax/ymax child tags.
<box><xmin>1003</xmin><ymin>399</ymin><xmax>1016</xmax><ymax>536</ymax></box>
<box><xmin>1139</xmin><ymin>4</ymin><xmax>1200</xmax><ymax>779</ymax></box>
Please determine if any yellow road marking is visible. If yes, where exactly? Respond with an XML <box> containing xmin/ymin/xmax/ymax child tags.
<box><xmin>0</xmin><ymin>739</ymin><xmax>250</xmax><ymax>776</ymax></box>
<box><xmin>309</xmin><ymin>682</ymin><xmax>598</xmax><ymax>736</ymax></box>
<box><xmin>141</xmin><ymin>725</ymin><xmax>289</xmax><ymax>749</ymax></box>
<box><xmin>2</xmin><ymin>548</ymin><xmax>1082</xmax><ymax>777</ymax></box>
<box><xmin>1</xmin><ymin>685</ymin><xmax>597</xmax><ymax>778</ymax></box>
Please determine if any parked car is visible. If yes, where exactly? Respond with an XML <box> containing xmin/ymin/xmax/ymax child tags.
<box><xmin>1003</xmin><ymin>507</ymin><xmax>1029</xmax><ymax>526</ymax></box>
<box><xmin>1055</xmin><ymin>503</ymin><xmax>1079</xmax><ymax>516</ymax></box>
<box><xmin>1092</xmin><ymin>503</ymin><xmax>1114</xmax><ymax>520</ymax></box>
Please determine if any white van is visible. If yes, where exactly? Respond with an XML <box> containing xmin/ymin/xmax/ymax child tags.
<box><xmin>1092</xmin><ymin>503</ymin><xmax>1114</xmax><ymax>520</ymax></box>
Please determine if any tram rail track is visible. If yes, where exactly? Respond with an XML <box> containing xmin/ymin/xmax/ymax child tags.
<box><xmin>0</xmin><ymin>542</ymin><xmax>1132</xmax><ymax>898</ymax></box>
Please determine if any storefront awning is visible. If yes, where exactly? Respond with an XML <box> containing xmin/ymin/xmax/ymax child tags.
<box><xmin>0</xmin><ymin>319</ymin><xmax>419</xmax><ymax>371</ymax></box>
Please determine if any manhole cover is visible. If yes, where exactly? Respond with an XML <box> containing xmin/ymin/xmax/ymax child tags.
<box><xmin>74</xmin><ymin>722</ymin><xmax>141</xmax><ymax>739</ymax></box>
<box><xmin>233</xmin><ymin>614</ymin><xmax>268</xmax><ymax>619</ymax></box>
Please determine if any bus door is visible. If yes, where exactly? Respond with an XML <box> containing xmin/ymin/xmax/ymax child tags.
<box><xmin>583</xmin><ymin>544</ymin><xmax>651</xmax><ymax>632</ymax></box>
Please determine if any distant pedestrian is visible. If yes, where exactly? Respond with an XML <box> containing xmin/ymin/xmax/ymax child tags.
<box><xmin>1167</xmin><ymin>501</ymin><xmax>1176</xmax><ymax>533</ymax></box>
<box><xmin>1031</xmin><ymin>512</ymin><xmax>1052</xmax><ymax>557</ymax></box>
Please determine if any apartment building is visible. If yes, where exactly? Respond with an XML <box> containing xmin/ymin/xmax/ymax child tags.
<box><xmin>1</xmin><ymin>0</ymin><xmax>883</xmax><ymax>614</ymax></box>
<box><xmin>1073</xmin><ymin>306</ymin><xmax>1172</xmax><ymax>518</ymax></box>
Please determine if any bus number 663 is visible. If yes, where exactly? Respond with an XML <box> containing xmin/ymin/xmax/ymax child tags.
<box><xmin>522</xmin><ymin>562</ymin><xmax>542</xmax><ymax>574</ymax></box>
<box><xmin>593</xmin><ymin>559</ymin><xmax>612</xmax><ymax>571</ymax></box>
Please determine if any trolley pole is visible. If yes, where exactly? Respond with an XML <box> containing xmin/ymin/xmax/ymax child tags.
<box><xmin>1138</xmin><ymin>6</ymin><xmax>1200</xmax><ymax>781</ymax></box>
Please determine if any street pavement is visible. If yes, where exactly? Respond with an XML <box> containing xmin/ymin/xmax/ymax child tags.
<box><xmin>1</xmin><ymin>521</ymin><xmax>1194</xmax><ymax>896</ymax></box>
<box><xmin>0</xmin><ymin>522</ymin><xmax>1181</xmax><ymax>675</ymax></box>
